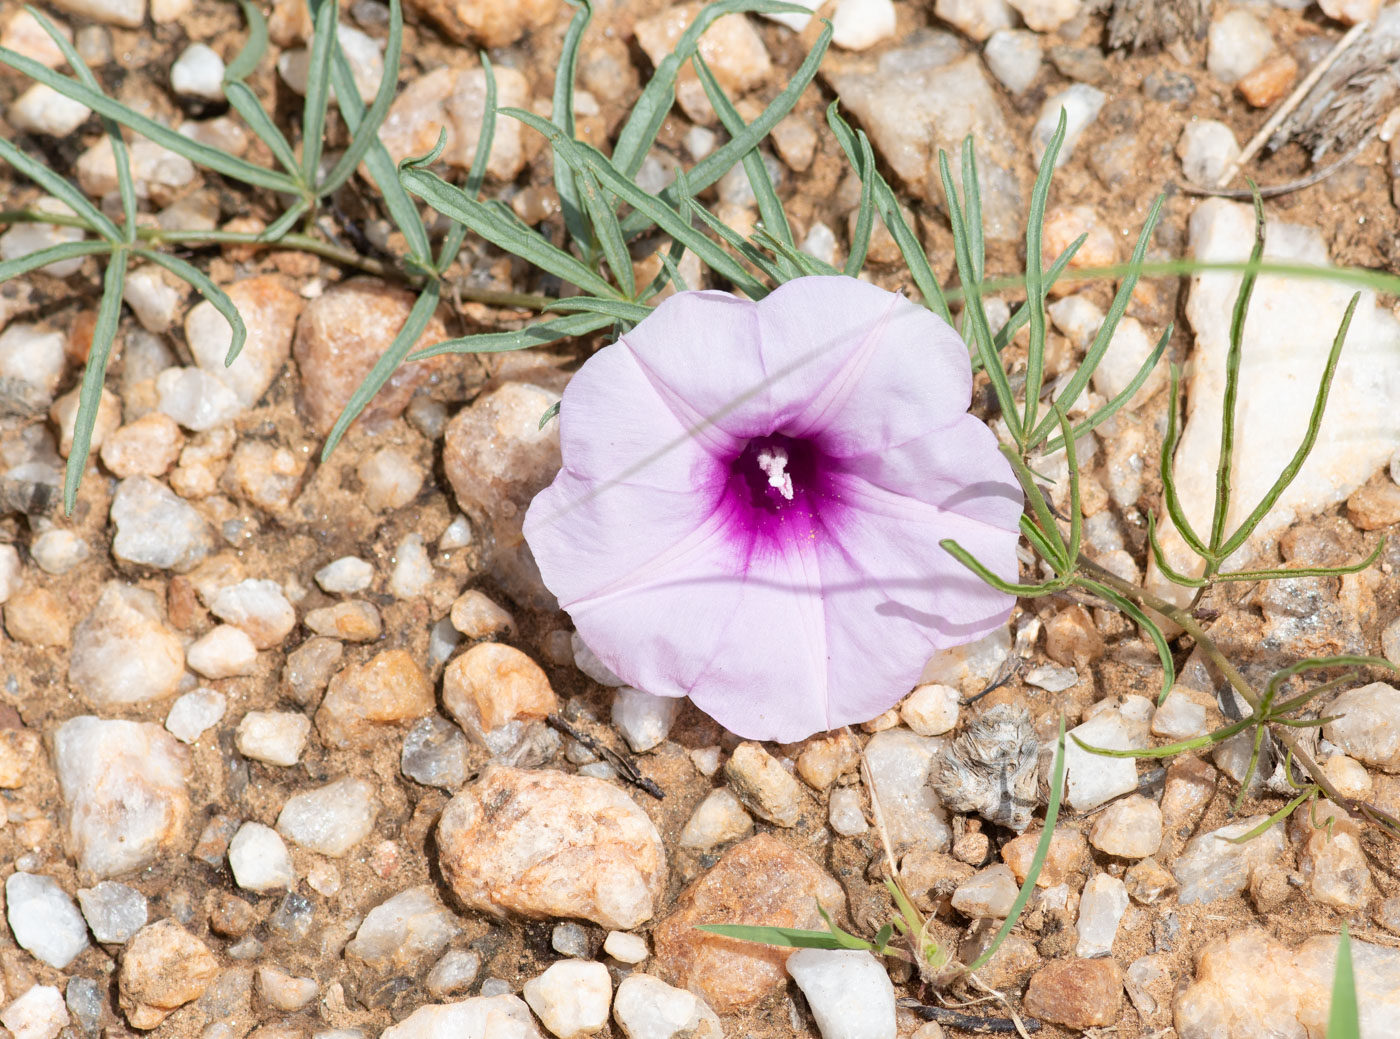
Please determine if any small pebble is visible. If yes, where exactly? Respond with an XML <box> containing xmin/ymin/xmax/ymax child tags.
<box><xmin>255</xmin><ymin>967</ymin><xmax>318</xmax><ymax>1012</ymax></box>
<box><xmin>170</xmin><ymin>43</ymin><xmax>225</xmax><ymax>101</ymax></box>
<box><xmin>76</xmin><ymin>881</ymin><xmax>147</xmax><ymax>944</ymax></box>
<box><xmin>725</xmin><ymin>741</ymin><xmax>805</xmax><ymax>827</ymax></box>
<box><xmin>228</xmin><ymin>823</ymin><xmax>296</xmax><ymax>892</ymax></box>
<box><xmin>358</xmin><ymin>446</ymin><xmax>424</xmax><ymax>511</ymax></box>
<box><xmin>951</xmin><ymin>864</ymin><xmax>1018</xmax><ymax>919</ymax></box>
<box><xmin>29</xmin><ymin>530</ymin><xmax>89</xmax><ymax>575</ymax></box>
<box><xmin>401</xmin><ymin>715</ymin><xmax>469</xmax><ymax>790</ymax></box>
<box><xmin>187</xmin><ymin>624</ymin><xmax>258</xmax><ymax>679</ymax></box>
<box><xmin>344</xmin><ymin>887</ymin><xmax>460</xmax><ymax>972</ymax></box>
<box><xmin>552</xmin><ymin>922</ymin><xmax>590</xmax><ymax>958</ymax></box>
<box><xmin>612</xmin><ymin>687</ymin><xmax>681</xmax><ymax>753</ymax></box>
<box><xmin>603</xmin><ymin>931</ymin><xmax>648</xmax><ymax>964</ymax></box>
<box><xmin>2</xmin><ymin>985</ymin><xmax>69</xmax><ymax>1039</ymax></box>
<box><xmin>389</xmin><ymin>533</ymin><xmax>434</xmax><ymax>599</ymax></box>
<box><xmin>831</xmin><ymin>0</ymin><xmax>896</xmax><ymax>51</ymax></box>
<box><xmin>678</xmin><ymin>788</ymin><xmax>754</xmax><ymax>851</ymax></box>
<box><xmin>1089</xmin><ymin>795</ymin><xmax>1164</xmax><ymax>859</ymax></box>
<box><xmin>424</xmin><ymin>949</ymin><xmax>481</xmax><ymax>998</ymax></box>
<box><xmin>235</xmin><ymin>710</ymin><xmax>310</xmax><ymax>766</ymax></box>
<box><xmin>439</xmin><ymin>515</ymin><xmax>473</xmax><ymax>550</ymax></box>
<box><xmin>276</xmin><ymin>777</ymin><xmax>378</xmax><ymax>856</ymax></box>
<box><xmin>1206</xmin><ymin>10</ymin><xmax>1273</xmax><ymax>85</ymax></box>
<box><xmin>449</xmin><ymin>589</ymin><xmax>514</xmax><ymax>638</ymax></box>
<box><xmin>828</xmin><ymin>787</ymin><xmax>868</xmax><ymax>836</ymax></box>
<box><xmin>900</xmin><ymin>684</ymin><xmax>960</xmax><ymax>736</ymax></box>
<box><xmin>521</xmin><ymin>960</ymin><xmax>612</xmax><ymax>1039</ymax></box>
<box><xmin>984</xmin><ymin>29</ymin><xmax>1042</xmax><ymax>96</ymax></box>
<box><xmin>6</xmin><ymin>873</ymin><xmax>90</xmax><ymax>968</ymax></box>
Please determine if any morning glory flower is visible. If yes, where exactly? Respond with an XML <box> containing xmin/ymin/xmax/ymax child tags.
<box><xmin>524</xmin><ymin>276</ymin><xmax>1022</xmax><ymax>742</ymax></box>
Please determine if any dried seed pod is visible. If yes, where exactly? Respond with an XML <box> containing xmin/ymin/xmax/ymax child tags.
<box><xmin>931</xmin><ymin>705</ymin><xmax>1040</xmax><ymax>832</ymax></box>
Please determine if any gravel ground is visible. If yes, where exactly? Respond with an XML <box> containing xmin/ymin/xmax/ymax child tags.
<box><xmin>4</xmin><ymin>0</ymin><xmax>1400</xmax><ymax>1038</ymax></box>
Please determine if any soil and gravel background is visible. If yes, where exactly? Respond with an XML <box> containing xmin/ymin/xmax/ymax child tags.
<box><xmin>3</xmin><ymin>0</ymin><xmax>1400</xmax><ymax>1038</ymax></box>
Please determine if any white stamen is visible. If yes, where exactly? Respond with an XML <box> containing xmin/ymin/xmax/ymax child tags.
<box><xmin>756</xmin><ymin>446</ymin><xmax>794</xmax><ymax>501</ymax></box>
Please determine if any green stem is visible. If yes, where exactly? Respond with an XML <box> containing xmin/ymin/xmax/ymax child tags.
<box><xmin>1075</xmin><ymin>555</ymin><xmax>1359</xmax><ymax>821</ymax></box>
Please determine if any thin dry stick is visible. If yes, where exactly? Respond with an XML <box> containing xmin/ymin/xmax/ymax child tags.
<box><xmin>853</xmin><ymin>726</ymin><xmax>901</xmax><ymax>881</ymax></box>
<box><xmin>1214</xmin><ymin>20</ymin><xmax>1370</xmax><ymax>187</ymax></box>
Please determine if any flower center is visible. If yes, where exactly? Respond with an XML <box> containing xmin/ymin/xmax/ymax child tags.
<box><xmin>731</xmin><ymin>433</ymin><xmax>821</xmax><ymax>514</ymax></box>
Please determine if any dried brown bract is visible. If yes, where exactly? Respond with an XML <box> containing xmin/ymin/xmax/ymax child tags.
<box><xmin>1107</xmin><ymin>0</ymin><xmax>1211</xmax><ymax>52</ymax></box>
<box><xmin>931</xmin><ymin>704</ymin><xmax>1040</xmax><ymax>832</ymax></box>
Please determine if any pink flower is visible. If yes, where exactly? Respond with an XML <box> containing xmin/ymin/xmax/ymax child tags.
<box><xmin>524</xmin><ymin>276</ymin><xmax>1022</xmax><ymax>742</ymax></box>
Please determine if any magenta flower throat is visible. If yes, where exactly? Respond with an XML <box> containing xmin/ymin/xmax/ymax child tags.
<box><xmin>524</xmin><ymin>276</ymin><xmax>1024</xmax><ymax>742</ymax></box>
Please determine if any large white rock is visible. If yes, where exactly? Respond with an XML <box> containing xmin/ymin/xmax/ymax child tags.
<box><xmin>51</xmin><ymin>717</ymin><xmax>191</xmax><ymax>878</ymax></box>
<box><xmin>612</xmin><ymin>975</ymin><xmax>721</xmax><ymax>1039</ymax></box>
<box><xmin>521</xmin><ymin>960</ymin><xmax>611</xmax><ymax>1039</ymax></box>
<box><xmin>863</xmin><ymin>728</ymin><xmax>950</xmax><ymax>853</ymax></box>
<box><xmin>786</xmin><ymin>949</ymin><xmax>896</xmax><ymax>1039</ymax></box>
<box><xmin>1150</xmin><ymin>200</ymin><xmax>1400</xmax><ymax>606</ymax></box>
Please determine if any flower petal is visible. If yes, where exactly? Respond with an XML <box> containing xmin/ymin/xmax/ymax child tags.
<box><xmin>754</xmin><ymin>277</ymin><xmax>974</xmax><ymax>454</ymax></box>
<box><xmin>556</xmin><ymin>328</ymin><xmax>735</xmax><ymax>492</ymax></box>
<box><xmin>565</xmin><ymin>514</ymin><xmax>836</xmax><ymax>743</ymax></box>
<box><xmin>837</xmin><ymin>413</ymin><xmax>1023</xmax><ymax>530</ymax></box>
<box><xmin>613</xmin><ymin>290</ymin><xmax>775</xmax><ymax>444</ymax></box>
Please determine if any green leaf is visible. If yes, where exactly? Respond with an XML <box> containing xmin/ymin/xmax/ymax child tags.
<box><xmin>333</xmin><ymin>44</ymin><xmax>432</xmax><ymax>265</ymax></box>
<box><xmin>680</xmin><ymin>185</ymin><xmax>786</xmax><ymax>285</ymax></box>
<box><xmin>0</xmin><ymin>136</ymin><xmax>121</xmax><ymax>244</ymax></box>
<box><xmin>940</xmin><ymin>537</ymin><xmax>1068</xmax><ymax>598</ymax></box>
<box><xmin>401</xmin><ymin>165</ymin><xmax>621</xmax><ymax>298</ymax></box>
<box><xmin>1210</xmin><ymin>187</ymin><xmax>1266</xmax><ymax>556</ymax></box>
<box><xmin>224</xmin><ymin>80</ymin><xmax>303</xmax><ymax>178</ymax></box>
<box><xmin>939</xmin><ymin>147</ymin><xmax>1020</xmax><ymax>444</ymax></box>
<box><xmin>1076</xmin><ymin>577</ymin><xmax>1176</xmax><ymax>703</ymax></box>
<box><xmin>136</xmin><ymin>249</ymin><xmax>247</xmax><ymax>364</ymax></box>
<box><xmin>968</xmin><ymin>718</ymin><xmax>1066</xmax><ymax>973</ymax></box>
<box><xmin>546</xmin><ymin>297</ymin><xmax>652</xmax><ymax>323</ymax></box>
<box><xmin>301</xmin><ymin>0</ymin><xmax>340</xmax><ymax>185</ymax></box>
<box><xmin>27</xmin><ymin>7</ymin><xmax>137</xmax><ymax>239</ymax></box>
<box><xmin>618</xmin><ymin>17</ymin><xmax>832</xmax><ymax>238</ymax></box>
<box><xmin>695</xmin><ymin>922</ymin><xmax>872</xmax><ymax>952</ymax></box>
<box><xmin>843</xmin><ymin>130</ymin><xmax>876</xmax><ymax>278</ymax></box>
<box><xmin>1158</xmin><ymin>363</ymin><xmax>1212</xmax><ymax>560</ymax></box>
<box><xmin>578</xmin><ymin>165</ymin><xmax>635</xmax><ymax>297</ymax></box>
<box><xmin>225</xmin><ymin>0</ymin><xmax>270</xmax><ymax>80</ymax></box>
<box><xmin>1328</xmin><ymin>924</ymin><xmax>1362</xmax><ymax>1039</ymax></box>
<box><xmin>1042</xmin><ymin>323</ymin><xmax>1171</xmax><ymax>454</ymax></box>
<box><xmin>538</xmin><ymin>400</ymin><xmax>560</xmax><ymax>430</ymax></box>
<box><xmin>0</xmin><ymin>45</ymin><xmax>301</xmax><ymax>194</ymax></box>
<box><xmin>610</xmin><ymin>0</ymin><xmax>817</xmax><ymax>178</ymax></box>
<box><xmin>1026</xmin><ymin>193</ymin><xmax>1164</xmax><ymax>448</ymax></box>
<box><xmin>816</xmin><ymin>902</ymin><xmax>882</xmax><ymax>951</ymax></box>
<box><xmin>991</xmin><ymin>234</ymin><xmax>1085</xmax><ymax>357</ymax></box>
<box><xmin>551</xmin><ymin>0</ymin><xmax>596</xmax><ymax>257</ymax></box>
<box><xmin>407</xmin><ymin>312</ymin><xmax>613</xmax><ymax>361</ymax></box>
<box><xmin>0</xmin><ymin>240</ymin><xmax>109</xmax><ymax>281</ymax></box>
<box><xmin>827</xmin><ymin>102</ymin><xmax>950</xmax><ymax>322</ymax></box>
<box><xmin>1213</xmin><ymin>538</ymin><xmax>1385</xmax><ymax>583</ymax></box>
<box><xmin>323</xmin><ymin>279</ymin><xmax>440</xmax><ymax>459</ymax></box>
<box><xmin>1021</xmin><ymin>109</ymin><xmax>1066</xmax><ymax>437</ymax></box>
<box><xmin>64</xmin><ymin>248</ymin><xmax>127</xmax><ymax>514</ymax></box>
<box><xmin>1072</xmin><ymin>715</ymin><xmax>1256</xmax><ymax>759</ymax></box>
<box><xmin>1217</xmin><ymin>293</ymin><xmax>1359</xmax><ymax>560</ymax></box>
<box><xmin>959</xmin><ymin>136</ymin><xmax>984</xmax><ymax>285</ymax></box>
<box><xmin>434</xmin><ymin>52</ymin><xmax>495</xmax><ymax>274</ymax></box>
<box><xmin>693</xmin><ymin>53</ymin><xmax>795</xmax><ymax>260</ymax></box>
<box><xmin>319</xmin><ymin>0</ymin><xmax>406</xmax><ymax>197</ymax></box>
<box><xmin>504</xmin><ymin>110</ymin><xmax>769</xmax><ymax>297</ymax></box>
<box><xmin>1221</xmin><ymin>788</ymin><xmax>1315</xmax><ymax>844</ymax></box>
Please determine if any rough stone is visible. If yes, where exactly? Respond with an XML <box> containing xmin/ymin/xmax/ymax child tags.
<box><xmin>678</xmin><ymin>788</ymin><xmax>754</xmax><ymax>851</ymax></box>
<box><xmin>521</xmin><ymin>960</ymin><xmax>611</xmax><ymax>1039</ymax></box>
<box><xmin>402</xmin><ymin>0</ymin><xmax>559</xmax><ymax>46</ymax></box>
<box><xmin>209</xmin><ymin>579</ymin><xmax>296</xmax><ymax>649</ymax></box>
<box><xmin>315</xmin><ymin>649</ymin><xmax>434</xmax><ymax>748</ymax></box>
<box><xmin>652</xmin><ymin>833</ymin><xmax>844</xmax><ymax>1010</ymax></box>
<box><xmin>345</xmin><ymin>886</ymin><xmax>460</xmax><ymax>972</ymax></box>
<box><xmin>438</xmin><ymin>767</ymin><xmax>666</xmax><ymax>930</ymax></box>
<box><xmin>1172</xmin><ymin>816</ymin><xmax>1286</xmax><ymax>905</ymax></box>
<box><xmin>1324</xmin><ymin>682</ymin><xmax>1400</xmax><ymax>772</ymax></box>
<box><xmin>76</xmin><ymin>881</ymin><xmax>148</xmax><ymax>944</ymax></box>
<box><xmin>442</xmin><ymin>643</ymin><xmax>557</xmax><ymax>752</ymax></box>
<box><xmin>228</xmin><ymin>823</ymin><xmax>295</xmax><ymax>893</ymax></box>
<box><xmin>68</xmin><ymin>583</ymin><xmax>185</xmax><ymax>707</ymax></box>
<box><xmin>378</xmin><ymin>66</ymin><xmax>531</xmax><ymax>180</ymax></box>
<box><xmin>1089</xmin><ymin>795</ymin><xmax>1163</xmax><ymax>859</ymax></box>
<box><xmin>52</xmin><ymin>716</ymin><xmax>190</xmax><ymax>878</ymax></box>
<box><xmin>1023</xmin><ymin>958</ymin><xmax>1121</xmax><ymax>1030</ymax></box>
<box><xmin>118</xmin><ymin>921</ymin><xmax>219</xmax><ymax>1029</ymax></box>
<box><xmin>293</xmin><ymin>278</ymin><xmax>451</xmax><ymax>435</ymax></box>
<box><xmin>611</xmin><ymin>975</ymin><xmax>721</xmax><ymax>1039</ymax></box>
<box><xmin>724</xmin><ymin>742</ymin><xmax>805</xmax><ymax>827</ymax></box>
<box><xmin>110</xmin><ymin>477</ymin><xmax>214</xmax><ymax>572</ymax></box>
<box><xmin>862</xmin><ymin>728</ymin><xmax>950</xmax><ymax>853</ymax></box>
<box><xmin>1175</xmin><ymin>927</ymin><xmax>1400</xmax><ymax>1038</ymax></box>
<box><xmin>187</xmin><ymin>277</ymin><xmax>301</xmax><ymax>409</ymax></box>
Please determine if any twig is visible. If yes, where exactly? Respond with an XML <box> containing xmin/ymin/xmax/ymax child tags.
<box><xmin>855</xmin><ymin>727</ymin><xmax>899</xmax><ymax>879</ymax></box>
<box><xmin>1180</xmin><ymin>135</ymin><xmax>1374</xmax><ymax>199</ymax></box>
<box><xmin>545</xmin><ymin>714</ymin><xmax>664</xmax><ymax>799</ymax></box>
<box><xmin>1214</xmin><ymin>20</ymin><xmax>1370</xmax><ymax>187</ymax></box>
<box><xmin>898</xmin><ymin>998</ymin><xmax>1042</xmax><ymax>1034</ymax></box>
